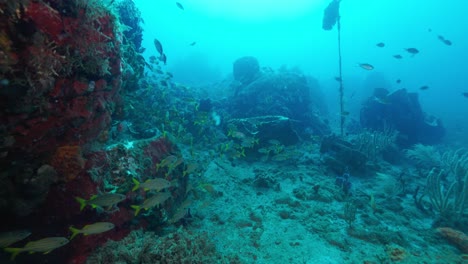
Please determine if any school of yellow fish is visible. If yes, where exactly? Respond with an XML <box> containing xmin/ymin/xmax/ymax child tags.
<box><xmin>1</xmin><ymin>153</ymin><xmax>198</xmax><ymax>260</ymax></box>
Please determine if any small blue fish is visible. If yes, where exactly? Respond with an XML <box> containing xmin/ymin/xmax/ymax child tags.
<box><xmin>420</xmin><ymin>85</ymin><xmax>429</xmax><ymax>91</ymax></box>
<box><xmin>405</xmin><ymin>48</ymin><xmax>419</xmax><ymax>54</ymax></box>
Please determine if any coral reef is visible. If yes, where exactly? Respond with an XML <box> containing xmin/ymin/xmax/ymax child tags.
<box><xmin>0</xmin><ymin>1</ymin><xmax>465</xmax><ymax>263</ymax></box>
<box><xmin>405</xmin><ymin>143</ymin><xmax>442</xmax><ymax>170</ymax></box>
<box><xmin>232</xmin><ymin>56</ymin><xmax>260</xmax><ymax>86</ymax></box>
<box><xmin>3</xmin><ymin>164</ymin><xmax>58</xmax><ymax>216</ymax></box>
<box><xmin>320</xmin><ymin>135</ymin><xmax>368</xmax><ymax>174</ymax></box>
<box><xmin>228</xmin><ymin>115</ymin><xmax>299</xmax><ymax>146</ymax></box>
<box><xmin>228</xmin><ymin>62</ymin><xmax>330</xmax><ymax>138</ymax></box>
<box><xmin>50</xmin><ymin>145</ymin><xmax>86</xmax><ymax>182</ymax></box>
<box><xmin>360</xmin><ymin>88</ymin><xmax>445</xmax><ymax>146</ymax></box>
<box><xmin>0</xmin><ymin>0</ymin><xmax>140</xmax><ymax>216</ymax></box>
<box><xmin>86</xmin><ymin>229</ymin><xmax>240</xmax><ymax>263</ymax></box>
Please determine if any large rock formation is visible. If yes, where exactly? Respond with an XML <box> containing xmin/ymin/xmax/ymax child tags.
<box><xmin>232</xmin><ymin>56</ymin><xmax>260</xmax><ymax>86</ymax></box>
<box><xmin>360</xmin><ymin>88</ymin><xmax>445</xmax><ymax>146</ymax></box>
<box><xmin>228</xmin><ymin>60</ymin><xmax>330</xmax><ymax>140</ymax></box>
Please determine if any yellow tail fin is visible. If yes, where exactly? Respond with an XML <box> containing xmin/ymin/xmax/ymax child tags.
<box><xmin>69</xmin><ymin>226</ymin><xmax>81</xmax><ymax>240</ymax></box>
<box><xmin>131</xmin><ymin>178</ymin><xmax>140</xmax><ymax>192</ymax></box>
<box><xmin>75</xmin><ymin>197</ymin><xmax>87</xmax><ymax>211</ymax></box>
<box><xmin>130</xmin><ymin>205</ymin><xmax>141</xmax><ymax>216</ymax></box>
<box><xmin>4</xmin><ymin>247</ymin><xmax>22</xmax><ymax>260</ymax></box>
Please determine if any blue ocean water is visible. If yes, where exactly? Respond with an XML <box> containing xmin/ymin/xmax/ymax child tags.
<box><xmin>135</xmin><ymin>0</ymin><xmax>468</xmax><ymax>143</ymax></box>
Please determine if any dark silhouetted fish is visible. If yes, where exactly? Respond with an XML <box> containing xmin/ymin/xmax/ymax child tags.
<box><xmin>376</xmin><ymin>42</ymin><xmax>385</xmax><ymax>47</ymax></box>
<box><xmin>420</xmin><ymin>86</ymin><xmax>429</xmax><ymax>90</ymax></box>
<box><xmin>393</xmin><ymin>54</ymin><xmax>403</xmax><ymax>59</ymax></box>
<box><xmin>154</xmin><ymin>39</ymin><xmax>163</xmax><ymax>55</ymax></box>
<box><xmin>176</xmin><ymin>2</ymin><xmax>184</xmax><ymax>10</ymax></box>
<box><xmin>159</xmin><ymin>53</ymin><xmax>167</xmax><ymax>65</ymax></box>
<box><xmin>438</xmin><ymin>35</ymin><xmax>452</xmax><ymax>46</ymax></box>
<box><xmin>462</xmin><ymin>92</ymin><xmax>468</xmax><ymax>98</ymax></box>
<box><xmin>405</xmin><ymin>48</ymin><xmax>419</xmax><ymax>54</ymax></box>
<box><xmin>443</xmin><ymin>39</ymin><xmax>452</xmax><ymax>46</ymax></box>
<box><xmin>396</xmin><ymin>79</ymin><xmax>401</xmax><ymax>84</ymax></box>
<box><xmin>190</xmin><ymin>41</ymin><xmax>196</xmax><ymax>46</ymax></box>
<box><xmin>358</xmin><ymin>63</ymin><xmax>374</xmax><ymax>70</ymax></box>
<box><xmin>145</xmin><ymin>61</ymin><xmax>153</xmax><ymax>70</ymax></box>
<box><xmin>334</xmin><ymin>77</ymin><xmax>342</xmax><ymax>82</ymax></box>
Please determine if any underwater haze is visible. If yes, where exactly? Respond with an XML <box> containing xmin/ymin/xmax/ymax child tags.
<box><xmin>3</xmin><ymin>0</ymin><xmax>468</xmax><ymax>262</ymax></box>
<box><xmin>136</xmin><ymin>0</ymin><xmax>468</xmax><ymax>141</ymax></box>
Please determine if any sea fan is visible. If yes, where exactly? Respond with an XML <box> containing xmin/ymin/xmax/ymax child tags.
<box><xmin>404</xmin><ymin>144</ymin><xmax>441</xmax><ymax>169</ymax></box>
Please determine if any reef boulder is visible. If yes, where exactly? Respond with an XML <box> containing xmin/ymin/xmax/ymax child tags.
<box><xmin>232</xmin><ymin>56</ymin><xmax>260</xmax><ymax>85</ymax></box>
<box><xmin>228</xmin><ymin>64</ymin><xmax>330</xmax><ymax>138</ymax></box>
<box><xmin>360</xmin><ymin>88</ymin><xmax>445</xmax><ymax>146</ymax></box>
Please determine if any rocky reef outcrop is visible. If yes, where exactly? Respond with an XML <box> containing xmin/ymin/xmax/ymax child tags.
<box><xmin>360</xmin><ymin>88</ymin><xmax>445</xmax><ymax>147</ymax></box>
<box><xmin>232</xmin><ymin>56</ymin><xmax>260</xmax><ymax>86</ymax></box>
<box><xmin>227</xmin><ymin>59</ymin><xmax>330</xmax><ymax>145</ymax></box>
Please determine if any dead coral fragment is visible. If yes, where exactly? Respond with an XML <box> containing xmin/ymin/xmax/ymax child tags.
<box><xmin>437</xmin><ymin>227</ymin><xmax>468</xmax><ymax>254</ymax></box>
<box><xmin>386</xmin><ymin>245</ymin><xmax>407</xmax><ymax>261</ymax></box>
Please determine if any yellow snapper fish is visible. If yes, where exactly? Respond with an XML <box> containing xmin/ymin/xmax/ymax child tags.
<box><xmin>0</xmin><ymin>230</ymin><xmax>31</xmax><ymax>248</ymax></box>
<box><xmin>131</xmin><ymin>192</ymin><xmax>171</xmax><ymax>216</ymax></box>
<box><xmin>168</xmin><ymin>198</ymin><xmax>193</xmax><ymax>224</ymax></box>
<box><xmin>183</xmin><ymin>163</ymin><xmax>199</xmax><ymax>177</ymax></box>
<box><xmin>75</xmin><ymin>193</ymin><xmax>126</xmax><ymax>211</ymax></box>
<box><xmin>4</xmin><ymin>237</ymin><xmax>69</xmax><ymax>260</ymax></box>
<box><xmin>155</xmin><ymin>155</ymin><xmax>178</xmax><ymax>172</ymax></box>
<box><xmin>132</xmin><ymin>178</ymin><xmax>172</xmax><ymax>192</ymax></box>
<box><xmin>69</xmin><ymin>222</ymin><xmax>115</xmax><ymax>240</ymax></box>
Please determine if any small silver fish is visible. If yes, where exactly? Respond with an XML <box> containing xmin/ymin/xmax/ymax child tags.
<box><xmin>358</xmin><ymin>63</ymin><xmax>374</xmax><ymax>70</ymax></box>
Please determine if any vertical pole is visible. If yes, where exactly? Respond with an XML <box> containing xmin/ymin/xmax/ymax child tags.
<box><xmin>337</xmin><ymin>16</ymin><xmax>344</xmax><ymax>137</ymax></box>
